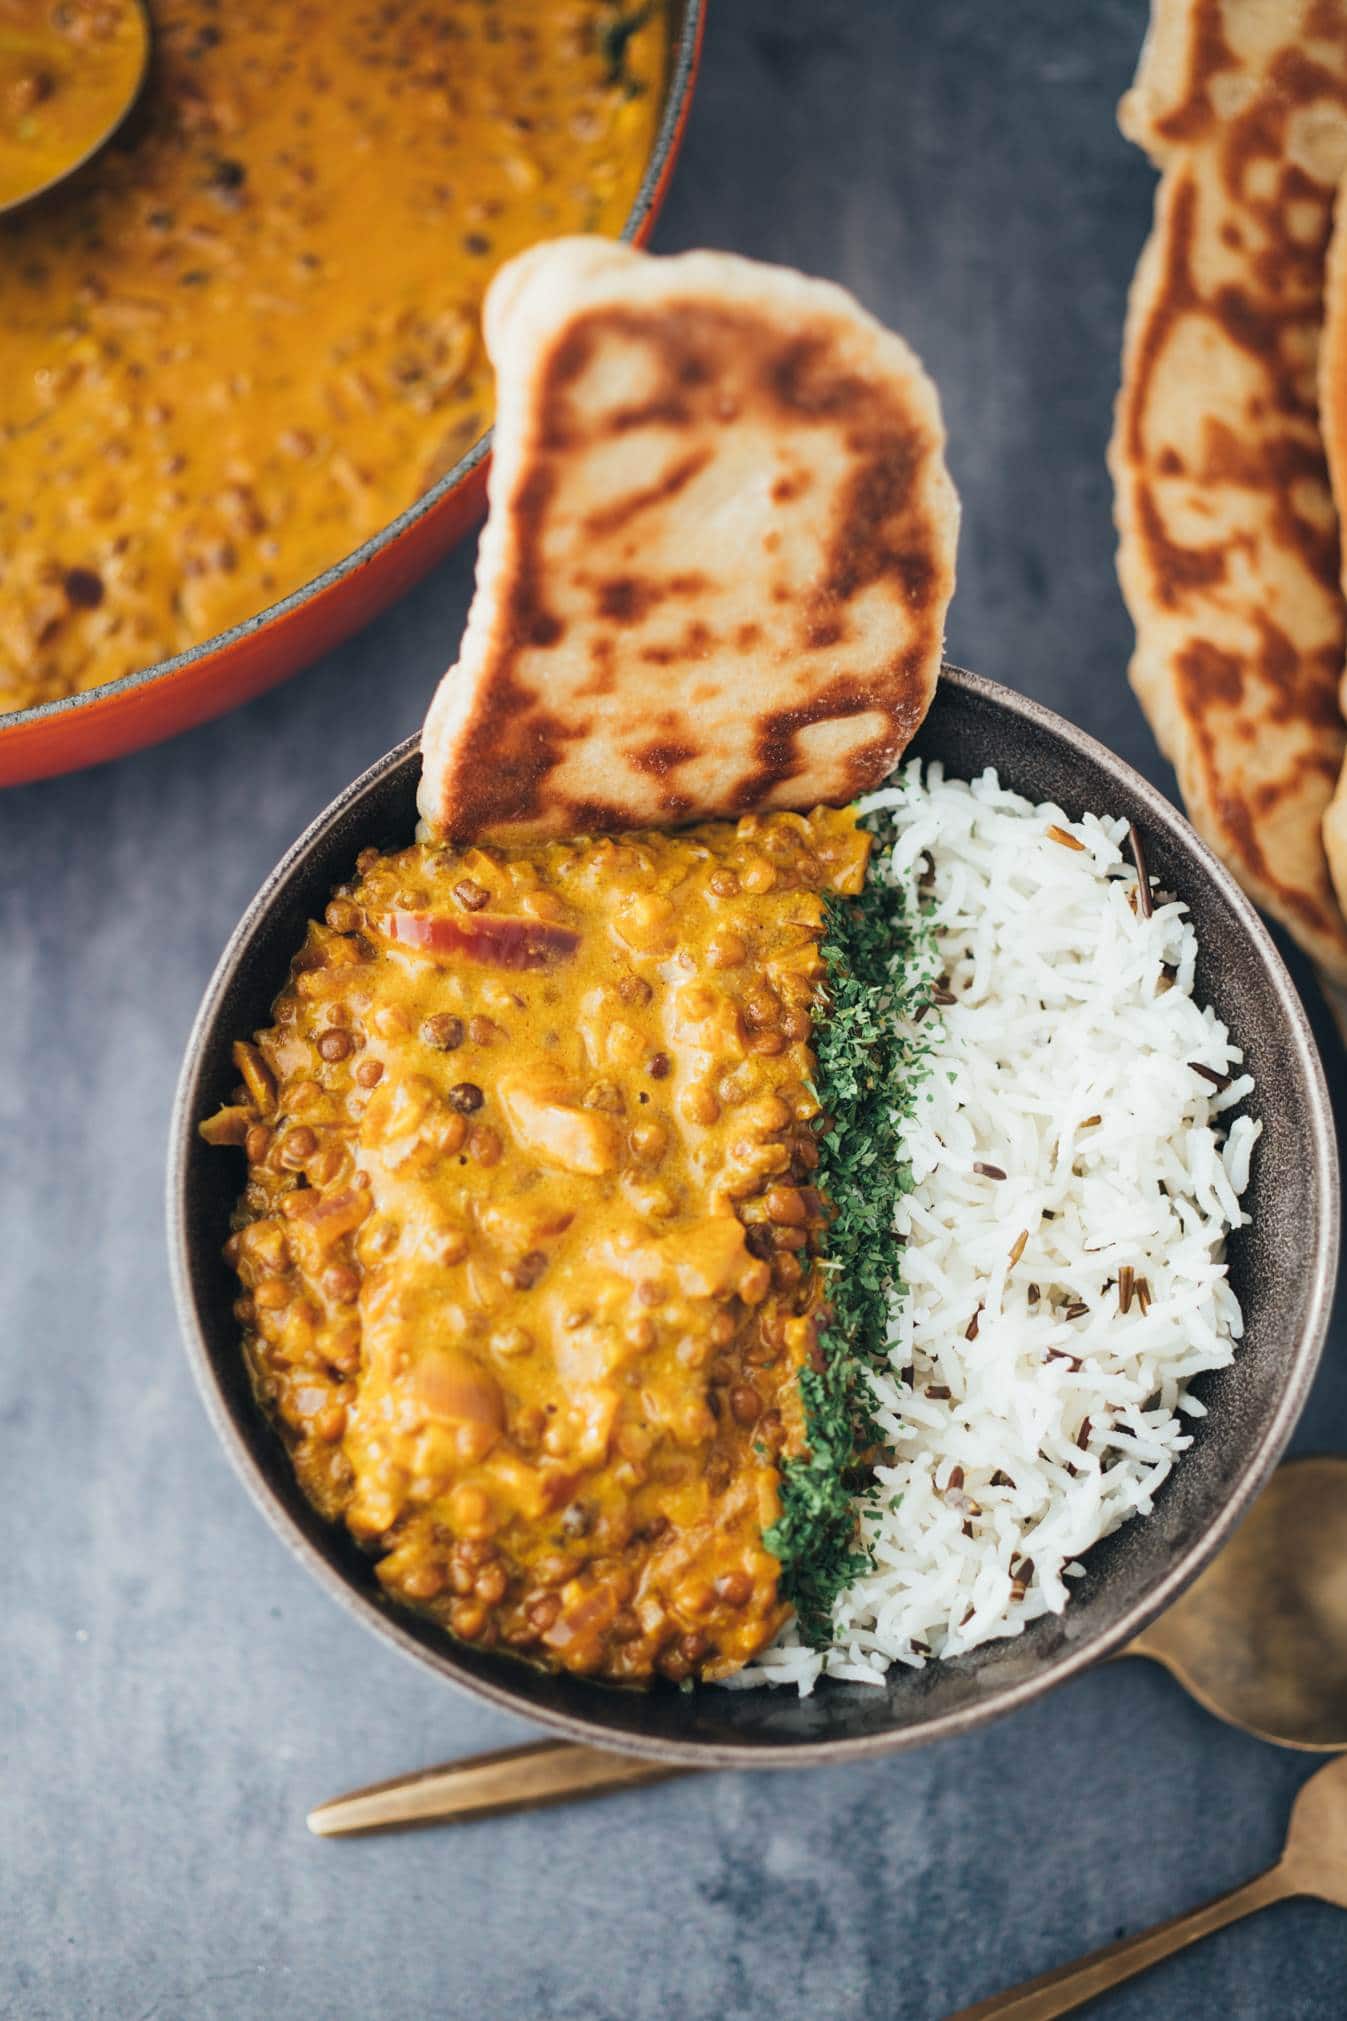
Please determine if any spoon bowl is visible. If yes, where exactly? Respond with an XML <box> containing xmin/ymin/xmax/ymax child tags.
<box><xmin>1130</xmin><ymin>1454</ymin><xmax>1347</xmax><ymax>1751</ymax></box>
<box><xmin>0</xmin><ymin>0</ymin><xmax>150</xmax><ymax>218</ymax></box>
<box><xmin>1284</xmin><ymin>1749</ymin><xmax>1347</xmax><ymax>1903</ymax></box>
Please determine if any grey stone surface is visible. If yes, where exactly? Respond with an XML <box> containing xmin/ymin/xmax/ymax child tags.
<box><xmin>4</xmin><ymin>3</ymin><xmax>1346</xmax><ymax>2016</ymax></box>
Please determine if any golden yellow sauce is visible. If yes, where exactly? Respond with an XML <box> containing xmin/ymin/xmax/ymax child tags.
<box><xmin>0</xmin><ymin>0</ymin><xmax>666</xmax><ymax>712</ymax></box>
<box><xmin>0</xmin><ymin>0</ymin><xmax>145</xmax><ymax>210</ymax></box>
<box><xmin>204</xmin><ymin>809</ymin><xmax>871</xmax><ymax>1686</ymax></box>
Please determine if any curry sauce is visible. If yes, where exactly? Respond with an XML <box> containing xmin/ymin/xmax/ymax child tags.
<box><xmin>205</xmin><ymin>809</ymin><xmax>871</xmax><ymax>1685</ymax></box>
<box><xmin>1</xmin><ymin>0</ymin><xmax>665</xmax><ymax>712</ymax></box>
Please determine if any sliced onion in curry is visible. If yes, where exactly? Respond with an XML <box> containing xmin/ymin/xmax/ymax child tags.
<box><xmin>381</xmin><ymin>911</ymin><xmax>581</xmax><ymax>969</ymax></box>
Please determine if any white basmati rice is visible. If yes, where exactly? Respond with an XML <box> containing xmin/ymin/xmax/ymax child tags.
<box><xmin>734</xmin><ymin>762</ymin><xmax>1259</xmax><ymax>1695</ymax></box>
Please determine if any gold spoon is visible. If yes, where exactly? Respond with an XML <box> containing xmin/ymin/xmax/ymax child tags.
<box><xmin>945</xmin><ymin>1750</ymin><xmax>1347</xmax><ymax>2019</ymax></box>
<box><xmin>308</xmin><ymin>1455</ymin><xmax>1347</xmax><ymax>1838</ymax></box>
<box><xmin>1125</xmin><ymin>1454</ymin><xmax>1347</xmax><ymax>1751</ymax></box>
<box><xmin>0</xmin><ymin>0</ymin><xmax>150</xmax><ymax>219</ymax></box>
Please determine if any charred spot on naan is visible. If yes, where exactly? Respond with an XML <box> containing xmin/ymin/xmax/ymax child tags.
<box><xmin>541</xmin><ymin>301</ymin><xmax>947</xmax><ymax>657</ymax></box>
<box><xmin>1317</xmin><ymin>145</ymin><xmax>1347</xmax><ymax>920</ymax></box>
<box><xmin>1172</xmin><ymin>631</ymin><xmax>1347</xmax><ymax>940</ymax></box>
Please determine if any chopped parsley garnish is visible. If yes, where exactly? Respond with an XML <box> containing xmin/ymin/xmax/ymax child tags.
<box><xmin>764</xmin><ymin>815</ymin><xmax>937</xmax><ymax>1644</ymax></box>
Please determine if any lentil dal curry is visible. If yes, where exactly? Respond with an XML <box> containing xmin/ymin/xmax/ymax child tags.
<box><xmin>0</xmin><ymin>0</ymin><xmax>665</xmax><ymax>713</ymax></box>
<box><xmin>205</xmin><ymin>810</ymin><xmax>874</xmax><ymax>1685</ymax></box>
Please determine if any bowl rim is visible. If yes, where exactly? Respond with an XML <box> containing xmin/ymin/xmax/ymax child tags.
<box><xmin>2</xmin><ymin>0</ymin><xmax>705</xmax><ymax>745</ymax></box>
<box><xmin>166</xmin><ymin>663</ymin><xmax>1341</xmax><ymax>1765</ymax></box>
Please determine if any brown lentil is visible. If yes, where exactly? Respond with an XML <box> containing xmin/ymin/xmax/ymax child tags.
<box><xmin>422</xmin><ymin>1014</ymin><xmax>465</xmax><ymax>1051</ymax></box>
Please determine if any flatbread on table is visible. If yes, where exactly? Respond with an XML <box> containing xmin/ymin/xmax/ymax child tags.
<box><xmin>418</xmin><ymin>238</ymin><xmax>959</xmax><ymax>841</ymax></box>
<box><xmin>1111</xmin><ymin>0</ymin><xmax>1347</xmax><ymax>983</ymax></box>
<box><xmin>1318</xmin><ymin>166</ymin><xmax>1347</xmax><ymax>923</ymax></box>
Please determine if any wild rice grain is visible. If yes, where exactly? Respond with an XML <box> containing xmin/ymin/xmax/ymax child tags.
<box><xmin>1127</xmin><ymin>822</ymin><xmax>1153</xmax><ymax>918</ymax></box>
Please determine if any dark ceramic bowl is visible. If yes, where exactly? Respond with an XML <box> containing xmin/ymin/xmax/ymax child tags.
<box><xmin>168</xmin><ymin>665</ymin><xmax>1339</xmax><ymax>1765</ymax></box>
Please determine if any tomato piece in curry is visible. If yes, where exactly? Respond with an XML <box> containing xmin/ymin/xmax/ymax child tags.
<box><xmin>0</xmin><ymin>0</ymin><xmax>666</xmax><ymax>713</ymax></box>
<box><xmin>204</xmin><ymin>809</ymin><xmax>871</xmax><ymax>1686</ymax></box>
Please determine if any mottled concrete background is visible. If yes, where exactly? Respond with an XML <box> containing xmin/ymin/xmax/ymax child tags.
<box><xmin>6</xmin><ymin>4</ymin><xmax>1346</xmax><ymax>2016</ymax></box>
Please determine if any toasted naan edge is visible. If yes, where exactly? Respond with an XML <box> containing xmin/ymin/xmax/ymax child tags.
<box><xmin>1111</xmin><ymin>0</ymin><xmax>1347</xmax><ymax>982</ymax></box>
<box><xmin>418</xmin><ymin>238</ymin><xmax>959</xmax><ymax>841</ymax></box>
<box><xmin>1119</xmin><ymin>0</ymin><xmax>1347</xmax><ymax>167</ymax></box>
<box><xmin>1319</xmin><ymin>169</ymin><xmax>1347</xmax><ymax>919</ymax></box>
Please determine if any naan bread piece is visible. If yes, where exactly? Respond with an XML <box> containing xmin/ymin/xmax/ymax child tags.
<box><xmin>1111</xmin><ymin>0</ymin><xmax>1347</xmax><ymax>982</ymax></box>
<box><xmin>1318</xmin><ymin>170</ymin><xmax>1347</xmax><ymax>917</ymax></box>
<box><xmin>418</xmin><ymin>238</ymin><xmax>958</xmax><ymax>841</ymax></box>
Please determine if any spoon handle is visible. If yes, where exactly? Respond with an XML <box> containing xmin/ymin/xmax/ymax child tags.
<box><xmin>944</xmin><ymin>1863</ymin><xmax>1293</xmax><ymax>2020</ymax></box>
<box><xmin>307</xmin><ymin>1740</ymin><xmax>684</xmax><ymax>1837</ymax></box>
